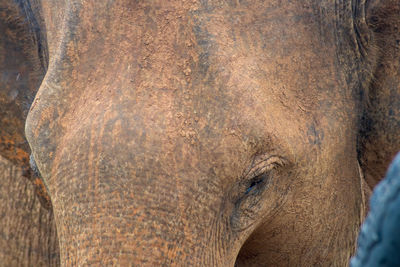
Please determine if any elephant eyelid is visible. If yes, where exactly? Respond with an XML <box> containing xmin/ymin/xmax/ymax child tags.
<box><xmin>238</xmin><ymin>155</ymin><xmax>286</xmax><ymax>196</ymax></box>
<box><xmin>244</xmin><ymin>173</ymin><xmax>268</xmax><ymax>194</ymax></box>
<box><xmin>242</xmin><ymin>155</ymin><xmax>286</xmax><ymax>181</ymax></box>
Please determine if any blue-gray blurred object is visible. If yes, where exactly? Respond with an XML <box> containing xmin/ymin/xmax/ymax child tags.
<box><xmin>351</xmin><ymin>152</ymin><xmax>400</xmax><ymax>267</ymax></box>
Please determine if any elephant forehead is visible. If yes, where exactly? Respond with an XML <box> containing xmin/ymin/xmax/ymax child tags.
<box><xmin>34</xmin><ymin>0</ymin><xmax>346</xmax><ymax>100</ymax></box>
<box><xmin>26</xmin><ymin>0</ymin><xmax>357</xmax><ymax>185</ymax></box>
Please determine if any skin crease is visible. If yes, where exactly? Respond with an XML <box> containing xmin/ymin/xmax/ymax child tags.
<box><xmin>0</xmin><ymin>0</ymin><xmax>398</xmax><ymax>266</ymax></box>
<box><xmin>0</xmin><ymin>156</ymin><xmax>59</xmax><ymax>266</ymax></box>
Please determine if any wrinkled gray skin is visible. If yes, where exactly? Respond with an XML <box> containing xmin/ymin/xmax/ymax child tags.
<box><xmin>0</xmin><ymin>0</ymin><xmax>399</xmax><ymax>266</ymax></box>
<box><xmin>0</xmin><ymin>156</ymin><xmax>59</xmax><ymax>266</ymax></box>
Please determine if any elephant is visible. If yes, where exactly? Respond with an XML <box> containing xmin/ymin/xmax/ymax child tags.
<box><xmin>0</xmin><ymin>1</ymin><xmax>59</xmax><ymax>265</ymax></box>
<box><xmin>1</xmin><ymin>0</ymin><xmax>399</xmax><ymax>266</ymax></box>
<box><xmin>0</xmin><ymin>155</ymin><xmax>59</xmax><ymax>266</ymax></box>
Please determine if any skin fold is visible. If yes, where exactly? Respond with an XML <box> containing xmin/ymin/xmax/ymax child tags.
<box><xmin>0</xmin><ymin>0</ymin><xmax>399</xmax><ymax>266</ymax></box>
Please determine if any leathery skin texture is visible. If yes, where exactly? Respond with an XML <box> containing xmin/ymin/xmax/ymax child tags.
<box><xmin>0</xmin><ymin>155</ymin><xmax>59</xmax><ymax>266</ymax></box>
<box><xmin>0</xmin><ymin>0</ymin><xmax>398</xmax><ymax>266</ymax></box>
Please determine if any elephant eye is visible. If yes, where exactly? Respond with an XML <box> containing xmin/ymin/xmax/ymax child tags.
<box><xmin>244</xmin><ymin>172</ymin><xmax>269</xmax><ymax>195</ymax></box>
<box><xmin>240</xmin><ymin>155</ymin><xmax>285</xmax><ymax>195</ymax></box>
<box><xmin>229</xmin><ymin>155</ymin><xmax>286</xmax><ymax>232</ymax></box>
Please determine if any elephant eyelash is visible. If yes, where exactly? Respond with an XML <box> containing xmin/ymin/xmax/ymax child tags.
<box><xmin>244</xmin><ymin>173</ymin><xmax>269</xmax><ymax>195</ymax></box>
<box><xmin>243</xmin><ymin>155</ymin><xmax>285</xmax><ymax>180</ymax></box>
<box><xmin>229</xmin><ymin>155</ymin><xmax>286</xmax><ymax>231</ymax></box>
<box><xmin>241</xmin><ymin>155</ymin><xmax>286</xmax><ymax>195</ymax></box>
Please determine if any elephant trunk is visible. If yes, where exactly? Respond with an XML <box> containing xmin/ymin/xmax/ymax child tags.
<box><xmin>48</xmin><ymin>152</ymin><xmax>237</xmax><ymax>266</ymax></box>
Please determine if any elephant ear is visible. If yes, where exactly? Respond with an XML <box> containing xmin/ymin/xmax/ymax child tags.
<box><xmin>0</xmin><ymin>1</ymin><xmax>50</xmax><ymax>208</ymax></box>
<box><xmin>351</xmin><ymin>152</ymin><xmax>400</xmax><ymax>267</ymax></box>
<box><xmin>357</xmin><ymin>0</ymin><xmax>400</xmax><ymax>189</ymax></box>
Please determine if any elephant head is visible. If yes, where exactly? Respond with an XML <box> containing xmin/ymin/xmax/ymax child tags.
<box><xmin>1</xmin><ymin>0</ymin><xmax>399</xmax><ymax>266</ymax></box>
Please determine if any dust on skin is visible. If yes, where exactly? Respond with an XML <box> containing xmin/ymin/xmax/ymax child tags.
<box><xmin>0</xmin><ymin>0</ymin><xmax>399</xmax><ymax>266</ymax></box>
